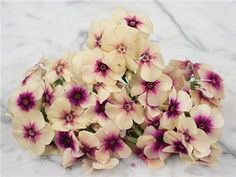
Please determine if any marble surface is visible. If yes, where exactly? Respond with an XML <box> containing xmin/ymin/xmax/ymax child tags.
<box><xmin>1</xmin><ymin>1</ymin><xmax>236</xmax><ymax>177</ymax></box>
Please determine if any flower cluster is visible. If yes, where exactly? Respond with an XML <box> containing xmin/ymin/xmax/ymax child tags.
<box><xmin>8</xmin><ymin>7</ymin><xmax>224</xmax><ymax>171</ymax></box>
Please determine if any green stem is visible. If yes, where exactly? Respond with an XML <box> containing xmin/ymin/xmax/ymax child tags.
<box><xmin>125</xmin><ymin>136</ymin><xmax>137</xmax><ymax>144</ymax></box>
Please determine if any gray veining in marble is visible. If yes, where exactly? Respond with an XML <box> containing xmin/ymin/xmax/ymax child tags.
<box><xmin>1</xmin><ymin>1</ymin><xmax>236</xmax><ymax>177</ymax></box>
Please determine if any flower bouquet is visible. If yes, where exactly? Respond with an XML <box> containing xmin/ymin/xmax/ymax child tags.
<box><xmin>8</xmin><ymin>7</ymin><xmax>224</xmax><ymax>171</ymax></box>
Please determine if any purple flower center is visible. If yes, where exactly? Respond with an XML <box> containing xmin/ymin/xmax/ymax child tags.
<box><xmin>140</xmin><ymin>52</ymin><xmax>152</xmax><ymax>63</ymax></box>
<box><xmin>123</xmin><ymin>101</ymin><xmax>133</xmax><ymax>112</ymax></box>
<box><xmin>80</xmin><ymin>143</ymin><xmax>96</xmax><ymax>157</ymax></box>
<box><xmin>95</xmin><ymin>60</ymin><xmax>110</xmax><ymax>77</ymax></box>
<box><xmin>124</xmin><ymin>16</ymin><xmax>142</xmax><ymax>28</ymax></box>
<box><xmin>94</xmin><ymin>34</ymin><xmax>102</xmax><ymax>48</ymax></box>
<box><xmin>167</xmin><ymin>99</ymin><xmax>180</xmax><ymax>118</ymax></box>
<box><xmin>103</xmin><ymin>134</ymin><xmax>122</xmax><ymax>152</ymax></box>
<box><xmin>42</xmin><ymin>89</ymin><xmax>53</xmax><ymax>107</ymax></box>
<box><xmin>116</xmin><ymin>44</ymin><xmax>127</xmax><ymax>54</ymax></box>
<box><xmin>23</xmin><ymin>122</ymin><xmax>41</xmax><ymax>143</ymax></box>
<box><xmin>152</xmin><ymin>130</ymin><xmax>167</xmax><ymax>151</ymax></box>
<box><xmin>142</xmin><ymin>81</ymin><xmax>159</xmax><ymax>92</ymax></box>
<box><xmin>55</xmin><ymin>132</ymin><xmax>76</xmax><ymax>151</ymax></box>
<box><xmin>17</xmin><ymin>92</ymin><xmax>36</xmax><ymax>112</ymax></box>
<box><xmin>183</xmin><ymin>131</ymin><xmax>194</xmax><ymax>143</ymax></box>
<box><xmin>66</xmin><ymin>86</ymin><xmax>89</xmax><ymax>106</ymax></box>
<box><xmin>173</xmin><ymin>140</ymin><xmax>187</xmax><ymax>154</ymax></box>
<box><xmin>206</xmin><ymin>71</ymin><xmax>222</xmax><ymax>90</ymax></box>
<box><xmin>95</xmin><ymin>100</ymin><xmax>108</xmax><ymax>118</ymax></box>
<box><xmin>194</xmin><ymin>115</ymin><xmax>213</xmax><ymax>134</ymax></box>
<box><xmin>64</xmin><ymin>111</ymin><xmax>76</xmax><ymax>123</ymax></box>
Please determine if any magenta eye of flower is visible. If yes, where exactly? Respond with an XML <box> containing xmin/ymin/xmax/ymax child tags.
<box><xmin>66</xmin><ymin>86</ymin><xmax>88</xmax><ymax>106</ymax></box>
<box><xmin>104</xmin><ymin>134</ymin><xmax>122</xmax><ymax>152</ymax></box>
<box><xmin>167</xmin><ymin>99</ymin><xmax>180</xmax><ymax>118</ymax></box>
<box><xmin>94</xmin><ymin>34</ymin><xmax>102</xmax><ymax>48</ymax></box>
<box><xmin>42</xmin><ymin>89</ymin><xmax>53</xmax><ymax>107</ymax></box>
<box><xmin>17</xmin><ymin>92</ymin><xmax>36</xmax><ymax>112</ymax></box>
<box><xmin>80</xmin><ymin>143</ymin><xmax>96</xmax><ymax>156</ymax></box>
<box><xmin>183</xmin><ymin>131</ymin><xmax>193</xmax><ymax>143</ymax></box>
<box><xmin>123</xmin><ymin>101</ymin><xmax>133</xmax><ymax>112</ymax></box>
<box><xmin>195</xmin><ymin>115</ymin><xmax>213</xmax><ymax>134</ymax></box>
<box><xmin>23</xmin><ymin>123</ymin><xmax>40</xmax><ymax>143</ymax></box>
<box><xmin>95</xmin><ymin>100</ymin><xmax>108</xmax><ymax>118</ymax></box>
<box><xmin>205</xmin><ymin>71</ymin><xmax>222</xmax><ymax>90</ymax></box>
<box><xmin>116</xmin><ymin>44</ymin><xmax>127</xmax><ymax>54</ymax></box>
<box><xmin>55</xmin><ymin>63</ymin><xmax>65</xmax><ymax>75</ymax></box>
<box><xmin>64</xmin><ymin>112</ymin><xmax>75</xmax><ymax>123</ymax></box>
<box><xmin>173</xmin><ymin>141</ymin><xmax>187</xmax><ymax>154</ymax></box>
<box><xmin>140</xmin><ymin>52</ymin><xmax>151</xmax><ymax>63</ymax></box>
<box><xmin>145</xmin><ymin>82</ymin><xmax>155</xmax><ymax>90</ymax></box>
<box><xmin>124</xmin><ymin>16</ymin><xmax>142</xmax><ymax>28</ymax></box>
<box><xmin>55</xmin><ymin>132</ymin><xmax>75</xmax><ymax>150</ymax></box>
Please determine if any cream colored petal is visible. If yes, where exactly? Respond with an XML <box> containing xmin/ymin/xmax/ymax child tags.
<box><xmin>79</xmin><ymin>131</ymin><xmax>100</xmax><ymax>148</ymax></box>
<box><xmin>115</xmin><ymin>112</ymin><xmax>133</xmax><ymax>130</ymax></box>
<box><xmin>192</xmin><ymin>129</ymin><xmax>211</xmax><ymax>153</ymax></box>
<box><xmin>96</xmin><ymin>86</ymin><xmax>110</xmax><ymax>103</ymax></box>
<box><xmin>177</xmin><ymin>91</ymin><xmax>192</xmax><ymax>112</ymax></box>
<box><xmin>177</xmin><ymin>116</ymin><xmax>198</xmax><ymax>135</ymax></box>
<box><xmin>82</xmin><ymin>106</ymin><xmax>97</xmax><ymax>124</ymax></box>
<box><xmin>160</xmin><ymin>115</ymin><xmax>176</xmax><ymax>130</ymax></box>
<box><xmin>125</xmin><ymin>55</ymin><xmax>138</xmax><ymax>72</ymax></box>
<box><xmin>103</xmin><ymin>122</ymin><xmax>120</xmax><ymax>136</ymax></box>
<box><xmin>117</xmin><ymin>142</ymin><xmax>132</xmax><ymax>158</ymax></box>
<box><xmin>131</xmin><ymin>85</ymin><xmax>144</xmax><ymax>97</ymax></box>
<box><xmin>40</xmin><ymin>123</ymin><xmax>55</xmax><ymax>145</ymax></box>
<box><xmin>93</xmin><ymin>158</ymin><xmax>119</xmax><ymax>169</ymax></box>
<box><xmin>95</xmin><ymin>148</ymin><xmax>110</xmax><ymax>163</ymax></box>
<box><xmin>131</xmin><ymin>106</ymin><xmax>145</xmax><ymax>124</ymax></box>
<box><xmin>62</xmin><ymin>148</ymin><xmax>78</xmax><ymax>168</ymax></box>
<box><xmin>136</xmin><ymin>135</ymin><xmax>155</xmax><ymax>149</ymax></box>
<box><xmin>27</xmin><ymin>143</ymin><xmax>45</xmax><ymax>156</ymax></box>
<box><xmin>157</xmin><ymin>74</ymin><xmax>173</xmax><ymax>92</ymax></box>
<box><xmin>105</xmin><ymin>103</ymin><xmax>121</xmax><ymax>120</ymax></box>
<box><xmin>190</xmin><ymin>104</ymin><xmax>211</xmax><ymax>118</ymax></box>
<box><xmin>138</xmin><ymin>92</ymin><xmax>147</xmax><ymax>107</ymax></box>
<box><xmin>140</xmin><ymin>63</ymin><xmax>162</xmax><ymax>82</ymax></box>
<box><xmin>210</xmin><ymin>109</ymin><xmax>224</xmax><ymax>128</ymax></box>
<box><xmin>143</xmin><ymin>143</ymin><xmax>159</xmax><ymax>159</ymax></box>
<box><xmin>147</xmin><ymin>159</ymin><xmax>165</xmax><ymax>169</ymax></box>
<box><xmin>147</xmin><ymin>91</ymin><xmax>168</xmax><ymax>107</ymax></box>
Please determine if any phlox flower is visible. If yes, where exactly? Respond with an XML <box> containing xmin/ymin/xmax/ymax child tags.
<box><xmin>87</xmin><ymin>19</ymin><xmax>116</xmax><ymax>49</ymax></box>
<box><xmin>47</xmin><ymin>97</ymin><xmax>87</xmax><ymax>131</ymax></box>
<box><xmin>105</xmin><ymin>88</ymin><xmax>145</xmax><ymax>130</ymax></box>
<box><xmin>190</xmin><ymin>104</ymin><xmax>224</xmax><ymax>143</ymax></box>
<box><xmin>161</xmin><ymin>88</ymin><xmax>192</xmax><ymax>129</ymax></box>
<box><xmin>44</xmin><ymin>52</ymin><xmax>75</xmax><ymax>84</ymax></box>
<box><xmin>8</xmin><ymin>82</ymin><xmax>43</xmax><ymax>116</ymax></box>
<box><xmin>94</xmin><ymin>123</ymin><xmax>131</xmax><ymax>164</ymax></box>
<box><xmin>135</xmin><ymin>135</ymin><xmax>165</xmax><ymax>169</ymax></box>
<box><xmin>137</xmin><ymin>43</ymin><xmax>165</xmax><ymax>82</ymax></box>
<box><xmin>101</xmin><ymin>24</ymin><xmax>139</xmax><ymax>73</ymax></box>
<box><xmin>12</xmin><ymin>111</ymin><xmax>54</xmax><ymax>155</ymax></box>
<box><xmin>130</xmin><ymin>73</ymin><xmax>172</xmax><ymax>107</ymax></box>
<box><xmin>78</xmin><ymin>49</ymin><xmax>123</xmax><ymax>86</ymax></box>
<box><xmin>112</xmin><ymin>7</ymin><xmax>153</xmax><ymax>34</ymax></box>
<box><xmin>197</xmin><ymin>65</ymin><xmax>224</xmax><ymax>99</ymax></box>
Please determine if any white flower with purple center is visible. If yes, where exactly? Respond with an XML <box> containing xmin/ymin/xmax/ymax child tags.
<box><xmin>101</xmin><ymin>24</ymin><xmax>138</xmax><ymax>73</ymax></box>
<box><xmin>137</xmin><ymin>43</ymin><xmax>165</xmax><ymax>82</ymax></box>
<box><xmin>64</xmin><ymin>83</ymin><xmax>95</xmax><ymax>109</ymax></box>
<box><xmin>112</xmin><ymin>7</ymin><xmax>153</xmax><ymax>34</ymax></box>
<box><xmin>83</xmin><ymin>97</ymin><xmax>112</xmax><ymax>127</ymax></box>
<box><xmin>94</xmin><ymin>82</ymin><xmax>121</xmax><ymax>103</ymax></box>
<box><xmin>141</xmin><ymin>126</ymin><xmax>170</xmax><ymax>161</ymax></box>
<box><xmin>105</xmin><ymin>88</ymin><xmax>145</xmax><ymax>130</ymax></box>
<box><xmin>47</xmin><ymin>97</ymin><xmax>86</xmax><ymax>131</ymax></box>
<box><xmin>130</xmin><ymin>73</ymin><xmax>172</xmax><ymax>108</ymax></box>
<box><xmin>44</xmin><ymin>53</ymin><xmax>75</xmax><ymax>84</ymax></box>
<box><xmin>190</xmin><ymin>104</ymin><xmax>224</xmax><ymax>143</ymax></box>
<box><xmin>9</xmin><ymin>82</ymin><xmax>43</xmax><ymax>116</ymax></box>
<box><xmin>163</xmin><ymin>130</ymin><xmax>193</xmax><ymax>159</ymax></box>
<box><xmin>198</xmin><ymin>65</ymin><xmax>224</xmax><ymax>99</ymax></box>
<box><xmin>12</xmin><ymin>111</ymin><xmax>54</xmax><ymax>155</ymax></box>
<box><xmin>177</xmin><ymin>116</ymin><xmax>211</xmax><ymax>157</ymax></box>
<box><xmin>79</xmin><ymin>49</ymin><xmax>122</xmax><ymax>86</ymax></box>
<box><xmin>136</xmin><ymin>136</ymin><xmax>165</xmax><ymax>169</ymax></box>
<box><xmin>161</xmin><ymin>88</ymin><xmax>192</xmax><ymax>129</ymax></box>
<box><xmin>95</xmin><ymin>123</ymin><xmax>131</xmax><ymax>164</ymax></box>
<box><xmin>87</xmin><ymin>19</ymin><xmax>116</xmax><ymax>49</ymax></box>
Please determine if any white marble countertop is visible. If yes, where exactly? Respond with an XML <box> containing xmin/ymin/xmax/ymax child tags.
<box><xmin>1</xmin><ymin>1</ymin><xmax>236</xmax><ymax>177</ymax></box>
